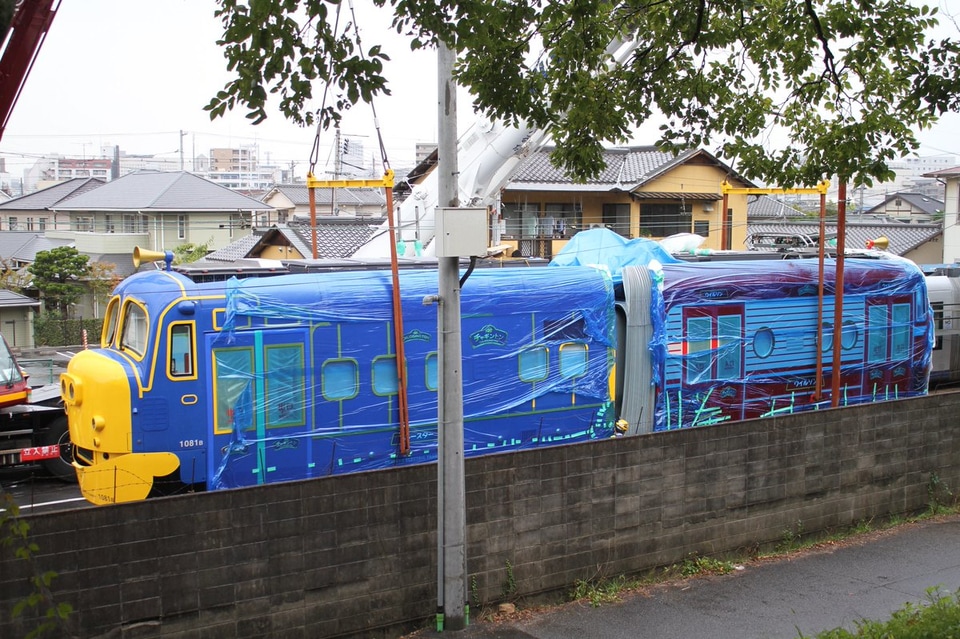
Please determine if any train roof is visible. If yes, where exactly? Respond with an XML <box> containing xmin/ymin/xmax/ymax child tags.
<box><xmin>646</xmin><ymin>254</ymin><xmax>927</xmax><ymax>306</ymax></box>
<box><xmin>219</xmin><ymin>265</ymin><xmax>614</xmax><ymax>334</ymax></box>
<box><xmin>168</xmin><ymin>255</ymin><xmax>549</xmax><ymax>282</ymax></box>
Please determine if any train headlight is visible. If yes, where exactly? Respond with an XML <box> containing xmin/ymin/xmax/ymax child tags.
<box><xmin>91</xmin><ymin>415</ymin><xmax>105</xmax><ymax>431</ymax></box>
<box><xmin>59</xmin><ymin>374</ymin><xmax>82</xmax><ymax>406</ymax></box>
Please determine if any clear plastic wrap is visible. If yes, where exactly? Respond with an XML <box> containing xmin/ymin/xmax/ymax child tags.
<box><xmin>209</xmin><ymin>267</ymin><xmax>616</xmax><ymax>488</ymax></box>
<box><xmin>644</xmin><ymin>257</ymin><xmax>932</xmax><ymax>430</ymax></box>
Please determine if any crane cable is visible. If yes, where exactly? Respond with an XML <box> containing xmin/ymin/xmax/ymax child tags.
<box><xmin>344</xmin><ymin>0</ymin><xmax>391</xmax><ymax>175</ymax></box>
<box><xmin>306</xmin><ymin>0</ymin><xmax>410</xmax><ymax>456</ymax></box>
<box><xmin>305</xmin><ymin>0</ymin><xmax>344</xmax><ymax>260</ymax></box>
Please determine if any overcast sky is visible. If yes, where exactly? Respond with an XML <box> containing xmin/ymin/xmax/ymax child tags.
<box><xmin>2</xmin><ymin>0</ymin><xmax>959</xmax><ymax>182</ymax></box>
<box><xmin>1</xmin><ymin>0</ymin><xmax>448</xmax><ymax>179</ymax></box>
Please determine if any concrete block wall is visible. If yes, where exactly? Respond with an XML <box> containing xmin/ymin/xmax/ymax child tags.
<box><xmin>2</xmin><ymin>392</ymin><xmax>959</xmax><ymax>638</ymax></box>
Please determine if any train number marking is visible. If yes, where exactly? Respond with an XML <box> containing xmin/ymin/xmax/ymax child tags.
<box><xmin>179</xmin><ymin>439</ymin><xmax>204</xmax><ymax>449</ymax></box>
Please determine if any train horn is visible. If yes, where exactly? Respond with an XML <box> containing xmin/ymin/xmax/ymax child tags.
<box><xmin>866</xmin><ymin>236</ymin><xmax>889</xmax><ymax>250</ymax></box>
<box><xmin>133</xmin><ymin>246</ymin><xmax>174</xmax><ymax>271</ymax></box>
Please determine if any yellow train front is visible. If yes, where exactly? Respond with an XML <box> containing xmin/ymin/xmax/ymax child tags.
<box><xmin>61</xmin><ymin>255</ymin><xmax>617</xmax><ymax>505</ymax></box>
<box><xmin>60</xmin><ymin>253</ymin><xmax>200</xmax><ymax>504</ymax></box>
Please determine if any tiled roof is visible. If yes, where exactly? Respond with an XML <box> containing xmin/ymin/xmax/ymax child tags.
<box><xmin>0</xmin><ymin>178</ymin><xmax>105</xmax><ymax>210</ymax></box>
<box><xmin>52</xmin><ymin>170</ymin><xmax>274</xmax><ymax>211</ymax></box>
<box><xmin>508</xmin><ymin>146</ymin><xmax>676</xmax><ymax>185</ymax></box>
<box><xmin>0</xmin><ymin>289</ymin><xmax>39</xmax><ymax>309</ymax></box>
<box><xmin>205</xmin><ymin>219</ymin><xmax>383</xmax><ymax>261</ymax></box>
<box><xmin>0</xmin><ymin>232</ymin><xmax>73</xmax><ymax>263</ymax></box>
<box><xmin>86</xmin><ymin>253</ymin><xmax>140</xmax><ymax>278</ymax></box>
<box><xmin>746</xmin><ymin>221</ymin><xmax>941</xmax><ymax>256</ymax></box>
<box><xmin>630</xmin><ymin>192</ymin><xmax>719</xmax><ymax>200</ymax></box>
<box><xmin>201</xmin><ymin>234</ymin><xmax>261</xmax><ymax>263</ymax></box>
<box><xmin>505</xmin><ymin>146</ymin><xmax>756</xmax><ymax>191</ymax></box>
<box><xmin>923</xmin><ymin>165</ymin><xmax>960</xmax><ymax>178</ymax></box>
<box><xmin>263</xmin><ymin>184</ymin><xmax>386</xmax><ymax>206</ymax></box>
<box><xmin>287</xmin><ymin>219</ymin><xmax>381</xmax><ymax>258</ymax></box>
<box><xmin>866</xmin><ymin>192</ymin><xmax>943</xmax><ymax>216</ymax></box>
<box><xmin>747</xmin><ymin>195</ymin><xmax>807</xmax><ymax>219</ymax></box>
<box><xmin>259</xmin><ymin>226</ymin><xmax>314</xmax><ymax>257</ymax></box>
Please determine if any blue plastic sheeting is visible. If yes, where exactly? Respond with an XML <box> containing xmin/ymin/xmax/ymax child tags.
<box><xmin>209</xmin><ymin>267</ymin><xmax>616</xmax><ymax>490</ymax></box>
<box><xmin>549</xmin><ymin>228</ymin><xmax>681</xmax><ymax>282</ymax></box>
<box><xmin>647</xmin><ymin>257</ymin><xmax>933</xmax><ymax>431</ymax></box>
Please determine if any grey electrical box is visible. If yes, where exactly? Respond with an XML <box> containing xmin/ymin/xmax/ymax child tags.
<box><xmin>435</xmin><ymin>207</ymin><xmax>488</xmax><ymax>257</ymax></box>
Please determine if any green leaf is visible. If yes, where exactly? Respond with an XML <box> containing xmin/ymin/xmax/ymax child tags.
<box><xmin>209</xmin><ymin>0</ymin><xmax>960</xmax><ymax>185</ymax></box>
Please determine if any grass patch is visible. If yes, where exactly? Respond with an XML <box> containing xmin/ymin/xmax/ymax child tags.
<box><xmin>801</xmin><ymin>587</ymin><xmax>960</xmax><ymax>638</ymax></box>
<box><xmin>677</xmin><ymin>554</ymin><xmax>737</xmax><ymax>578</ymax></box>
<box><xmin>571</xmin><ymin>574</ymin><xmax>645</xmax><ymax>607</ymax></box>
<box><xmin>563</xmin><ymin>504</ymin><xmax>960</xmax><ymax>612</ymax></box>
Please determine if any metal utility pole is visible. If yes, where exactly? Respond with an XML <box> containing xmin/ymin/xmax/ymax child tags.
<box><xmin>179</xmin><ymin>130</ymin><xmax>187</xmax><ymax>171</ymax></box>
<box><xmin>436</xmin><ymin>40</ymin><xmax>467</xmax><ymax>632</ymax></box>
<box><xmin>831</xmin><ymin>181</ymin><xmax>847</xmax><ymax>407</ymax></box>
<box><xmin>333</xmin><ymin>127</ymin><xmax>341</xmax><ymax>216</ymax></box>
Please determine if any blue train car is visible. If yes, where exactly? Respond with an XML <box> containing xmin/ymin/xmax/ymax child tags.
<box><xmin>60</xmin><ymin>265</ymin><xmax>616</xmax><ymax>504</ymax></box>
<box><xmin>62</xmin><ymin>233</ymin><xmax>935</xmax><ymax>505</ymax></box>
<box><xmin>616</xmin><ymin>257</ymin><xmax>933</xmax><ymax>433</ymax></box>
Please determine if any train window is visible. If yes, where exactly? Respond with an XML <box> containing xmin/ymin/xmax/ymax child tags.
<box><xmin>102</xmin><ymin>297</ymin><xmax>120</xmax><ymax>347</ymax></box>
<box><xmin>753</xmin><ymin>327</ymin><xmax>775</xmax><ymax>359</ymax></box>
<box><xmin>841</xmin><ymin>320</ymin><xmax>859</xmax><ymax>350</ymax></box>
<box><xmin>683</xmin><ymin>307</ymin><xmax>744</xmax><ymax>383</ymax></box>
<box><xmin>559</xmin><ymin>343</ymin><xmax>588</xmax><ymax>378</ymax></box>
<box><xmin>213</xmin><ymin>308</ymin><xmax>252</xmax><ymax>331</ymax></box>
<box><xmin>265</xmin><ymin>345</ymin><xmax>305</xmax><ymax>427</ymax></box>
<box><xmin>892</xmin><ymin>303</ymin><xmax>911</xmax><ymax>359</ymax></box>
<box><xmin>425</xmin><ymin>352</ymin><xmax>438</xmax><ymax>391</ymax></box>
<box><xmin>717</xmin><ymin>315</ymin><xmax>741</xmax><ymax>378</ymax></box>
<box><xmin>212</xmin><ymin>347</ymin><xmax>254</xmax><ymax>434</ymax></box>
<box><xmin>322</xmin><ymin>359</ymin><xmax>359</xmax><ymax>401</ymax></box>
<box><xmin>519</xmin><ymin>347</ymin><xmax>549</xmax><ymax>383</ymax></box>
<box><xmin>169</xmin><ymin>324</ymin><xmax>195</xmax><ymax>378</ymax></box>
<box><xmin>932</xmin><ymin>301</ymin><xmax>944</xmax><ymax>350</ymax></box>
<box><xmin>372</xmin><ymin>355</ymin><xmax>399</xmax><ymax>395</ymax></box>
<box><xmin>686</xmin><ymin>316</ymin><xmax>712</xmax><ymax>383</ymax></box>
<box><xmin>120</xmin><ymin>302</ymin><xmax>148</xmax><ymax>358</ymax></box>
<box><xmin>867</xmin><ymin>306</ymin><xmax>888</xmax><ymax>363</ymax></box>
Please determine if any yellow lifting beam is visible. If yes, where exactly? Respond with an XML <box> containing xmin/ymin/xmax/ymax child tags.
<box><xmin>306</xmin><ymin>169</ymin><xmax>395</xmax><ymax>190</ymax></box>
<box><xmin>720</xmin><ymin>179</ymin><xmax>830</xmax><ymax>196</ymax></box>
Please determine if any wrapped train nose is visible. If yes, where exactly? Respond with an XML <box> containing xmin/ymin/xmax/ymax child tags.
<box><xmin>61</xmin><ymin>350</ymin><xmax>178</xmax><ymax>505</ymax></box>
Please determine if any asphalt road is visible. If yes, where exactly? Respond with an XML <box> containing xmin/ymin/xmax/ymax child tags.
<box><xmin>415</xmin><ymin>514</ymin><xmax>960</xmax><ymax>639</ymax></box>
<box><xmin>0</xmin><ymin>470</ymin><xmax>87</xmax><ymax>514</ymax></box>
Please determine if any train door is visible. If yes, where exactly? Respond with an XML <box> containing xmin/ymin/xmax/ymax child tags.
<box><xmin>674</xmin><ymin>304</ymin><xmax>745</xmax><ymax>427</ymax></box>
<box><xmin>863</xmin><ymin>296</ymin><xmax>913</xmax><ymax>398</ymax></box>
<box><xmin>206</xmin><ymin>326</ymin><xmax>311</xmax><ymax>489</ymax></box>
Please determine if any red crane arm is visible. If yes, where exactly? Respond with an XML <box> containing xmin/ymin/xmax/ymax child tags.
<box><xmin>0</xmin><ymin>0</ymin><xmax>61</xmax><ymax>142</ymax></box>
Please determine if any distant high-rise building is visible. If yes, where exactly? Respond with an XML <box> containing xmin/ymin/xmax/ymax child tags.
<box><xmin>415</xmin><ymin>143</ymin><xmax>437</xmax><ymax>165</ymax></box>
